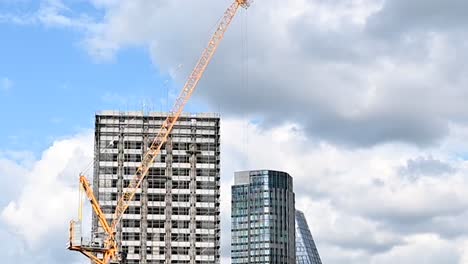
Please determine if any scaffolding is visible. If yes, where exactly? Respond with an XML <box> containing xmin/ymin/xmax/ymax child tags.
<box><xmin>93</xmin><ymin>111</ymin><xmax>221</xmax><ymax>264</ymax></box>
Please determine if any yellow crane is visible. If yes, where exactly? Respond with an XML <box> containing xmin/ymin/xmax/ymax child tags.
<box><xmin>68</xmin><ymin>0</ymin><xmax>252</xmax><ymax>263</ymax></box>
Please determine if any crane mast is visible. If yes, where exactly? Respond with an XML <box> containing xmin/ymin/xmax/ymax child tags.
<box><xmin>69</xmin><ymin>1</ymin><xmax>252</xmax><ymax>263</ymax></box>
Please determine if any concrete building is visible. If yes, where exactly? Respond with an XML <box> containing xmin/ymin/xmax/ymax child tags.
<box><xmin>93</xmin><ymin>111</ymin><xmax>220</xmax><ymax>264</ymax></box>
<box><xmin>295</xmin><ymin>210</ymin><xmax>322</xmax><ymax>264</ymax></box>
<box><xmin>231</xmin><ymin>170</ymin><xmax>296</xmax><ymax>264</ymax></box>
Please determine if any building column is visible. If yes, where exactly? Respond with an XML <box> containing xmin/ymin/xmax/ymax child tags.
<box><xmin>188</xmin><ymin>120</ymin><xmax>200</xmax><ymax>264</ymax></box>
<box><xmin>116</xmin><ymin>121</ymin><xmax>125</xmax><ymax>256</ymax></box>
<box><xmin>165</xmin><ymin>136</ymin><xmax>173</xmax><ymax>264</ymax></box>
<box><xmin>140</xmin><ymin>122</ymin><xmax>149</xmax><ymax>264</ymax></box>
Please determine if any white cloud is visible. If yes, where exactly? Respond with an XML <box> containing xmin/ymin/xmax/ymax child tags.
<box><xmin>5</xmin><ymin>0</ymin><xmax>468</xmax><ymax>147</ymax></box>
<box><xmin>0</xmin><ymin>152</ymin><xmax>31</xmax><ymax>207</ymax></box>
<box><xmin>1</xmin><ymin>118</ymin><xmax>468</xmax><ymax>264</ymax></box>
<box><xmin>0</xmin><ymin>0</ymin><xmax>94</xmax><ymax>29</ymax></box>
<box><xmin>370</xmin><ymin>234</ymin><xmax>460</xmax><ymax>264</ymax></box>
<box><xmin>2</xmin><ymin>1</ymin><xmax>468</xmax><ymax>260</ymax></box>
<box><xmin>2</xmin><ymin>0</ymin><xmax>468</xmax><ymax>263</ymax></box>
<box><xmin>219</xmin><ymin>118</ymin><xmax>468</xmax><ymax>263</ymax></box>
<box><xmin>1</xmin><ymin>77</ymin><xmax>13</xmax><ymax>91</ymax></box>
<box><xmin>68</xmin><ymin>0</ymin><xmax>468</xmax><ymax>147</ymax></box>
<box><xmin>1</xmin><ymin>132</ymin><xmax>93</xmax><ymax>248</ymax></box>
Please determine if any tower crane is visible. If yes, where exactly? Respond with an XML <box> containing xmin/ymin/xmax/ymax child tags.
<box><xmin>68</xmin><ymin>0</ymin><xmax>252</xmax><ymax>263</ymax></box>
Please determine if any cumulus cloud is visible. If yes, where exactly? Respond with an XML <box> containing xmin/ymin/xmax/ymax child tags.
<box><xmin>399</xmin><ymin>156</ymin><xmax>456</xmax><ymax>179</ymax></box>
<box><xmin>370</xmin><ymin>234</ymin><xmax>460</xmax><ymax>264</ymax></box>
<box><xmin>1</xmin><ymin>132</ymin><xmax>93</xmax><ymax>245</ymax></box>
<box><xmin>0</xmin><ymin>151</ymin><xmax>31</xmax><ymax>207</ymax></box>
<box><xmin>0</xmin><ymin>118</ymin><xmax>467</xmax><ymax>264</ymax></box>
<box><xmin>2</xmin><ymin>0</ymin><xmax>468</xmax><ymax>263</ymax></box>
<box><xmin>5</xmin><ymin>0</ymin><xmax>468</xmax><ymax>147</ymax></box>
<box><xmin>0</xmin><ymin>0</ymin><xmax>94</xmax><ymax>29</ymax></box>
<box><xmin>71</xmin><ymin>0</ymin><xmax>468</xmax><ymax>147</ymax></box>
<box><xmin>219</xmin><ymin>118</ymin><xmax>468</xmax><ymax>263</ymax></box>
<box><xmin>0</xmin><ymin>132</ymin><xmax>93</xmax><ymax>263</ymax></box>
<box><xmin>366</xmin><ymin>0</ymin><xmax>468</xmax><ymax>36</ymax></box>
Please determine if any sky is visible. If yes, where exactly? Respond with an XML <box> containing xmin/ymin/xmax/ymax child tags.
<box><xmin>1</xmin><ymin>0</ymin><xmax>468</xmax><ymax>263</ymax></box>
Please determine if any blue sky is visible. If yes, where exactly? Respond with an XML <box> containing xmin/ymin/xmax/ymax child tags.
<box><xmin>0</xmin><ymin>22</ymin><xmax>176</xmax><ymax>153</ymax></box>
<box><xmin>0</xmin><ymin>0</ymin><xmax>214</xmax><ymax>154</ymax></box>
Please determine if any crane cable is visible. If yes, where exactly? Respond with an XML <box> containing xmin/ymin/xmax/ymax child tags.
<box><xmin>245</xmin><ymin>9</ymin><xmax>250</xmax><ymax>150</ymax></box>
<box><xmin>241</xmin><ymin>8</ymin><xmax>250</xmax><ymax>155</ymax></box>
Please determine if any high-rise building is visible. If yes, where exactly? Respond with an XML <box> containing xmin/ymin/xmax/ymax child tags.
<box><xmin>93</xmin><ymin>111</ymin><xmax>221</xmax><ymax>264</ymax></box>
<box><xmin>231</xmin><ymin>170</ymin><xmax>296</xmax><ymax>264</ymax></box>
<box><xmin>295</xmin><ymin>210</ymin><xmax>322</xmax><ymax>264</ymax></box>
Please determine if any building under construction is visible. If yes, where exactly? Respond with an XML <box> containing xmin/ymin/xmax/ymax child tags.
<box><xmin>92</xmin><ymin>111</ymin><xmax>221</xmax><ymax>264</ymax></box>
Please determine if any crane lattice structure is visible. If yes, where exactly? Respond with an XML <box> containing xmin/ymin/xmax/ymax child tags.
<box><xmin>68</xmin><ymin>0</ymin><xmax>252</xmax><ymax>263</ymax></box>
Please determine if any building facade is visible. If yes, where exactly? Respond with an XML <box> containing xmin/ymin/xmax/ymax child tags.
<box><xmin>295</xmin><ymin>210</ymin><xmax>322</xmax><ymax>264</ymax></box>
<box><xmin>93</xmin><ymin>111</ymin><xmax>220</xmax><ymax>264</ymax></box>
<box><xmin>231</xmin><ymin>170</ymin><xmax>295</xmax><ymax>264</ymax></box>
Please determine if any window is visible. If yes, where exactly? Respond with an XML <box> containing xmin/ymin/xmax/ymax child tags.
<box><xmin>122</xmin><ymin>232</ymin><xmax>140</xmax><ymax>241</ymax></box>
<box><xmin>148</xmin><ymin>220</ymin><xmax>165</xmax><ymax>228</ymax></box>
<box><xmin>148</xmin><ymin>179</ymin><xmax>166</xmax><ymax>189</ymax></box>
<box><xmin>196</xmin><ymin>181</ymin><xmax>217</xmax><ymax>190</ymax></box>
<box><xmin>148</xmin><ymin>207</ymin><xmax>165</xmax><ymax>214</ymax></box>
<box><xmin>196</xmin><ymin>221</ymin><xmax>215</xmax><ymax>229</ymax></box>
<box><xmin>148</xmin><ymin>194</ymin><xmax>165</xmax><ymax>202</ymax></box>
<box><xmin>172</xmin><ymin>220</ymin><xmax>190</xmax><ymax>229</ymax></box>
<box><xmin>173</xmin><ymin>207</ymin><xmax>189</xmax><ymax>215</ymax></box>
<box><xmin>173</xmin><ymin>194</ymin><xmax>190</xmax><ymax>202</ymax></box>
<box><xmin>173</xmin><ymin>155</ymin><xmax>189</xmax><ymax>163</ymax></box>
<box><xmin>123</xmin><ymin>220</ymin><xmax>140</xmax><ymax>228</ymax></box>
<box><xmin>124</xmin><ymin>154</ymin><xmax>142</xmax><ymax>162</ymax></box>
<box><xmin>196</xmin><ymin>195</ymin><xmax>215</xmax><ymax>202</ymax></box>
<box><xmin>173</xmin><ymin>181</ymin><xmax>190</xmax><ymax>189</ymax></box>
<box><xmin>126</xmin><ymin>207</ymin><xmax>140</xmax><ymax>215</ymax></box>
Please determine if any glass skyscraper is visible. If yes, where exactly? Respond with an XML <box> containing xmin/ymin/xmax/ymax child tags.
<box><xmin>231</xmin><ymin>170</ymin><xmax>295</xmax><ymax>264</ymax></box>
<box><xmin>295</xmin><ymin>210</ymin><xmax>322</xmax><ymax>264</ymax></box>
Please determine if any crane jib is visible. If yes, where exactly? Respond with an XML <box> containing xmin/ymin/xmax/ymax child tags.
<box><xmin>68</xmin><ymin>1</ymin><xmax>251</xmax><ymax>263</ymax></box>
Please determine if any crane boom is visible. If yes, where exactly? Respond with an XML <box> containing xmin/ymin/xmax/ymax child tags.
<box><xmin>111</xmin><ymin>0</ymin><xmax>249</xmax><ymax>231</ymax></box>
<box><xmin>80</xmin><ymin>175</ymin><xmax>113</xmax><ymax>236</ymax></box>
<box><xmin>69</xmin><ymin>1</ymin><xmax>252</xmax><ymax>263</ymax></box>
